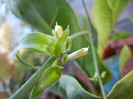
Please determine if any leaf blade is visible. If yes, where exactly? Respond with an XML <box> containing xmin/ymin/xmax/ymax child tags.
<box><xmin>18</xmin><ymin>33</ymin><xmax>56</xmax><ymax>56</ymax></box>
<box><xmin>107</xmin><ymin>71</ymin><xmax>133</xmax><ymax>99</ymax></box>
<box><xmin>93</xmin><ymin>0</ymin><xmax>131</xmax><ymax>57</ymax></box>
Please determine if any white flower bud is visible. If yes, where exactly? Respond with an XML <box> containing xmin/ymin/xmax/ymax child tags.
<box><xmin>55</xmin><ymin>23</ymin><xmax>63</xmax><ymax>38</ymax></box>
<box><xmin>68</xmin><ymin>46</ymin><xmax>89</xmax><ymax>61</ymax></box>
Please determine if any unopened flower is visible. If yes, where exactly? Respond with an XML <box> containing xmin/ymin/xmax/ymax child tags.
<box><xmin>68</xmin><ymin>46</ymin><xmax>89</xmax><ymax>61</ymax></box>
<box><xmin>55</xmin><ymin>23</ymin><xmax>63</xmax><ymax>38</ymax></box>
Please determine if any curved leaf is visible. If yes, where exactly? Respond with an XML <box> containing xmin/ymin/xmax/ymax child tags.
<box><xmin>30</xmin><ymin>66</ymin><xmax>63</xmax><ymax>98</ymax></box>
<box><xmin>107</xmin><ymin>71</ymin><xmax>133</xmax><ymax>99</ymax></box>
<box><xmin>93</xmin><ymin>0</ymin><xmax>131</xmax><ymax>57</ymax></box>
<box><xmin>18</xmin><ymin>33</ymin><xmax>56</xmax><ymax>56</ymax></box>
<box><xmin>16</xmin><ymin>50</ymin><xmax>40</xmax><ymax>69</ymax></box>
<box><xmin>50</xmin><ymin>75</ymin><xmax>102</xmax><ymax>99</ymax></box>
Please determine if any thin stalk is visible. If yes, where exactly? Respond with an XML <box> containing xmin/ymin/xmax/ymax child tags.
<box><xmin>70</xmin><ymin>30</ymin><xmax>106</xmax><ymax>98</ymax></box>
<box><xmin>81</xmin><ymin>0</ymin><xmax>106</xmax><ymax>98</ymax></box>
<box><xmin>69</xmin><ymin>31</ymin><xmax>90</xmax><ymax>40</ymax></box>
<box><xmin>82</xmin><ymin>0</ymin><xmax>95</xmax><ymax>32</ymax></box>
<box><xmin>88</xmin><ymin>33</ymin><xmax>106</xmax><ymax>99</ymax></box>
<box><xmin>9</xmin><ymin>56</ymin><xmax>57</xmax><ymax>99</ymax></box>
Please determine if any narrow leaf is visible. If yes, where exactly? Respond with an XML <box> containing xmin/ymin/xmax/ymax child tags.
<box><xmin>120</xmin><ymin>45</ymin><xmax>131</xmax><ymax>74</ymax></box>
<box><xmin>16</xmin><ymin>50</ymin><xmax>39</xmax><ymax>69</ymax></box>
<box><xmin>110</xmin><ymin>29</ymin><xmax>133</xmax><ymax>40</ymax></box>
<box><xmin>30</xmin><ymin>66</ymin><xmax>63</xmax><ymax>98</ymax></box>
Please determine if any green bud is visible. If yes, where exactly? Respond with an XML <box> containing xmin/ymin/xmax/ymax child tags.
<box><xmin>61</xmin><ymin>54</ymin><xmax>68</xmax><ymax>65</ymax></box>
<box><xmin>55</xmin><ymin>25</ymin><xmax>69</xmax><ymax>54</ymax></box>
<box><xmin>66</xmin><ymin>39</ymin><xmax>72</xmax><ymax>52</ymax></box>
<box><xmin>62</xmin><ymin>38</ymin><xmax>72</xmax><ymax>53</ymax></box>
<box><xmin>68</xmin><ymin>46</ymin><xmax>89</xmax><ymax>61</ymax></box>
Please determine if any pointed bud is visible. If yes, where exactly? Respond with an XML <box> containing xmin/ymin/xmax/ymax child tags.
<box><xmin>68</xmin><ymin>46</ymin><xmax>89</xmax><ymax>61</ymax></box>
<box><xmin>61</xmin><ymin>54</ymin><xmax>68</xmax><ymax>65</ymax></box>
<box><xmin>62</xmin><ymin>38</ymin><xmax>72</xmax><ymax>53</ymax></box>
<box><xmin>65</xmin><ymin>39</ymin><xmax>72</xmax><ymax>52</ymax></box>
<box><xmin>55</xmin><ymin>23</ymin><xmax>63</xmax><ymax>38</ymax></box>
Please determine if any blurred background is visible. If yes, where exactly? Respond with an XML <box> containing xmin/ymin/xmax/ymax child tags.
<box><xmin>0</xmin><ymin>0</ymin><xmax>133</xmax><ymax>98</ymax></box>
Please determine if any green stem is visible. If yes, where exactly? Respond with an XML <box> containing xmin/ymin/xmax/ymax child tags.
<box><xmin>81</xmin><ymin>0</ymin><xmax>106</xmax><ymax>98</ymax></box>
<box><xmin>82</xmin><ymin>0</ymin><xmax>97</xmax><ymax>47</ymax></box>
<box><xmin>88</xmin><ymin>33</ymin><xmax>106</xmax><ymax>99</ymax></box>
<box><xmin>69</xmin><ymin>31</ymin><xmax>90</xmax><ymax>40</ymax></box>
<box><xmin>9</xmin><ymin>56</ymin><xmax>56</xmax><ymax>99</ymax></box>
<box><xmin>82</xmin><ymin>0</ymin><xmax>95</xmax><ymax>32</ymax></box>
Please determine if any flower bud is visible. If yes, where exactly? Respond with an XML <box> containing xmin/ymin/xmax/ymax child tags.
<box><xmin>68</xmin><ymin>46</ymin><xmax>89</xmax><ymax>61</ymax></box>
<box><xmin>65</xmin><ymin>39</ymin><xmax>72</xmax><ymax>52</ymax></box>
<box><xmin>61</xmin><ymin>54</ymin><xmax>68</xmax><ymax>65</ymax></box>
<box><xmin>55</xmin><ymin>23</ymin><xmax>63</xmax><ymax>38</ymax></box>
<box><xmin>62</xmin><ymin>38</ymin><xmax>72</xmax><ymax>53</ymax></box>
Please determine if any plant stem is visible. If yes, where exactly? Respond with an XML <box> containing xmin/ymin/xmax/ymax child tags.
<box><xmin>82</xmin><ymin>0</ymin><xmax>95</xmax><ymax>32</ymax></box>
<box><xmin>88</xmin><ymin>33</ymin><xmax>106</xmax><ymax>99</ymax></box>
<box><xmin>81</xmin><ymin>0</ymin><xmax>106</xmax><ymax>98</ymax></box>
<box><xmin>82</xmin><ymin>0</ymin><xmax>97</xmax><ymax>47</ymax></box>
<box><xmin>9</xmin><ymin>56</ymin><xmax>56</xmax><ymax>99</ymax></box>
<box><xmin>69</xmin><ymin>31</ymin><xmax>90</xmax><ymax>40</ymax></box>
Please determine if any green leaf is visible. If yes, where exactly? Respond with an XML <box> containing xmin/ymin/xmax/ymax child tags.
<box><xmin>93</xmin><ymin>0</ymin><xmax>131</xmax><ymax>57</ymax></box>
<box><xmin>110</xmin><ymin>29</ymin><xmax>133</xmax><ymax>40</ymax></box>
<box><xmin>8</xmin><ymin>0</ymin><xmax>81</xmax><ymax>35</ymax></box>
<box><xmin>16</xmin><ymin>50</ymin><xmax>40</xmax><ymax>69</ymax></box>
<box><xmin>30</xmin><ymin>66</ymin><xmax>63</xmax><ymax>98</ymax></box>
<box><xmin>120</xmin><ymin>45</ymin><xmax>131</xmax><ymax>74</ymax></box>
<box><xmin>107</xmin><ymin>71</ymin><xmax>133</xmax><ymax>99</ymax></box>
<box><xmin>55</xmin><ymin>26</ymin><xmax>69</xmax><ymax>54</ymax></box>
<box><xmin>50</xmin><ymin>75</ymin><xmax>101</xmax><ymax>99</ymax></box>
<box><xmin>18</xmin><ymin>33</ymin><xmax>56</xmax><ymax>56</ymax></box>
